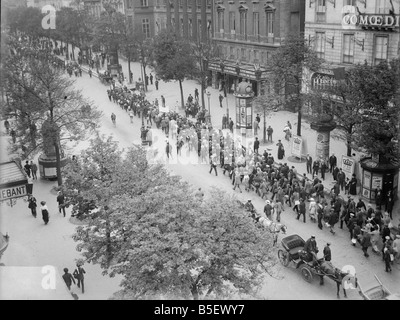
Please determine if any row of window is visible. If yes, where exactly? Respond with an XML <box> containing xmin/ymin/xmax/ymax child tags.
<box><xmin>126</xmin><ymin>0</ymin><xmax>212</xmax><ymax>9</ymax></box>
<box><xmin>219</xmin><ymin>45</ymin><xmax>273</xmax><ymax>65</ymax></box>
<box><xmin>314</xmin><ymin>32</ymin><xmax>388</xmax><ymax>65</ymax></box>
<box><xmin>315</xmin><ymin>0</ymin><xmax>392</xmax><ymax>13</ymax></box>
<box><xmin>217</xmin><ymin>11</ymin><xmax>275</xmax><ymax>36</ymax></box>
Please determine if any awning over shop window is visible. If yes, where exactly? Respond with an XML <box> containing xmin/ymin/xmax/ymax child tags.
<box><xmin>0</xmin><ymin>161</ymin><xmax>28</xmax><ymax>202</ymax></box>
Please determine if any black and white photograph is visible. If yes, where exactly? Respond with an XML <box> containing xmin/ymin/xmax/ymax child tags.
<box><xmin>0</xmin><ymin>0</ymin><xmax>399</xmax><ymax>306</ymax></box>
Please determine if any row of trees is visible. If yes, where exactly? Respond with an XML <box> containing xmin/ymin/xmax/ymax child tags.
<box><xmin>2</xmin><ymin>34</ymin><xmax>102</xmax><ymax>185</ymax></box>
<box><xmin>62</xmin><ymin>135</ymin><xmax>277</xmax><ymax>300</ymax></box>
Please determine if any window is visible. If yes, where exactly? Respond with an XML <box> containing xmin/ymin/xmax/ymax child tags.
<box><xmin>218</xmin><ymin>10</ymin><xmax>225</xmax><ymax>32</ymax></box>
<box><xmin>374</xmin><ymin>35</ymin><xmax>388</xmax><ymax>65</ymax></box>
<box><xmin>253</xmin><ymin>12</ymin><xmax>259</xmax><ymax>36</ymax></box>
<box><xmin>230</xmin><ymin>47</ymin><xmax>235</xmax><ymax>59</ymax></box>
<box><xmin>344</xmin><ymin>0</ymin><xmax>356</xmax><ymax>5</ymax></box>
<box><xmin>241</xmin><ymin>48</ymin><xmax>246</xmax><ymax>61</ymax></box>
<box><xmin>254</xmin><ymin>50</ymin><xmax>259</xmax><ymax>63</ymax></box>
<box><xmin>188</xmin><ymin>19</ymin><xmax>192</xmax><ymax>37</ymax></box>
<box><xmin>239</xmin><ymin>10</ymin><xmax>247</xmax><ymax>36</ymax></box>
<box><xmin>315</xmin><ymin>32</ymin><xmax>325</xmax><ymax>59</ymax></box>
<box><xmin>142</xmin><ymin>18</ymin><xmax>150</xmax><ymax>38</ymax></box>
<box><xmin>127</xmin><ymin>0</ymin><xmax>132</xmax><ymax>9</ymax></box>
<box><xmin>141</xmin><ymin>0</ymin><xmax>148</xmax><ymax>7</ymax></box>
<box><xmin>156</xmin><ymin>19</ymin><xmax>161</xmax><ymax>33</ymax></box>
<box><xmin>342</xmin><ymin>34</ymin><xmax>354</xmax><ymax>64</ymax></box>
<box><xmin>266</xmin><ymin>11</ymin><xmax>274</xmax><ymax>36</ymax></box>
<box><xmin>376</xmin><ymin>0</ymin><xmax>390</xmax><ymax>13</ymax></box>
<box><xmin>229</xmin><ymin>11</ymin><xmax>236</xmax><ymax>32</ymax></box>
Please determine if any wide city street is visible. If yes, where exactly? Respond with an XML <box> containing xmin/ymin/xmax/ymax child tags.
<box><xmin>1</xmin><ymin>56</ymin><xmax>399</xmax><ymax>300</ymax></box>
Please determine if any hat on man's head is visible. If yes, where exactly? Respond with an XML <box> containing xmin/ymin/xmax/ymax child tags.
<box><xmin>311</xmin><ymin>235</ymin><xmax>316</xmax><ymax>239</ymax></box>
<box><xmin>326</xmin><ymin>242</ymin><xmax>331</xmax><ymax>246</ymax></box>
<box><xmin>265</xmin><ymin>200</ymin><xmax>270</xmax><ymax>204</ymax></box>
<box><xmin>385</xmin><ymin>236</ymin><xmax>391</xmax><ymax>240</ymax></box>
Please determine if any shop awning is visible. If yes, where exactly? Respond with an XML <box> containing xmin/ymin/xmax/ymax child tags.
<box><xmin>0</xmin><ymin>161</ymin><xmax>28</xmax><ymax>202</ymax></box>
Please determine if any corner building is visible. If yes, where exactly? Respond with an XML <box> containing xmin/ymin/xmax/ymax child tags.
<box><xmin>209</xmin><ymin>0</ymin><xmax>306</xmax><ymax>96</ymax></box>
<box><xmin>304</xmin><ymin>0</ymin><xmax>400</xmax><ymax>92</ymax></box>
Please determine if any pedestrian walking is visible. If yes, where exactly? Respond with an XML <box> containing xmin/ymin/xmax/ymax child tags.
<box><xmin>26</xmin><ymin>175</ymin><xmax>34</xmax><ymax>195</ymax></box>
<box><xmin>129</xmin><ymin>110</ymin><xmax>134</xmax><ymax>123</ymax></box>
<box><xmin>267</xmin><ymin>126</ymin><xmax>273</xmax><ymax>142</ymax></box>
<box><xmin>88</xmin><ymin>69</ymin><xmax>92</xmax><ymax>78</ymax></box>
<box><xmin>30</xmin><ymin>161</ymin><xmax>38</xmax><ymax>180</ymax></box>
<box><xmin>274</xmin><ymin>200</ymin><xmax>284</xmax><ymax>222</ymax></box>
<box><xmin>306</xmin><ymin>154</ymin><xmax>313</xmax><ymax>175</ymax></box>
<box><xmin>323</xmin><ymin>243</ymin><xmax>332</xmax><ymax>261</ymax></box>
<box><xmin>296</xmin><ymin>198</ymin><xmax>306</xmax><ymax>223</ymax></box>
<box><xmin>155</xmin><ymin>79</ymin><xmax>159</xmax><ymax>90</ymax></box>
<box><xmin>40</xmin><ymin>201</ymin><xmax>49</xmax><ymax>225</ymax></box>
<box><xmin>161</xmin><ymin>95</ymin><xmax>165</xmax><ymax>107</ymax></box>
<box><xmin>209</xmin><ymin>157</ymin><xmax>218</xmax><ymax>176</ymax></box>
<box><xmin>28</xmin><ymin>195</ymin><xmax>37</xmax><ymax>218</ymax></box>
<box><xmin>232</xmin><ymin>171</ymin><xmax>242</xmax><ymax>193</ymax></box>
<box><xmin>383</xmin><ymin>243</ymin><xmax>393</xmax><ymax>272</ymax></box>
<box><xmin>349</xmin><ymin>174</ymin><xmax>357</xmax><ymax>195</ymax></box>
<box><xmin>276</xmin><ymin>140</ymin><xmax>285</xmax><ymax>160</ymax></box>
<box><xmin>219</xmin><ymin>94</ymin><xmax>224</xmax><ymax>108</ymax></box>
<box><xmin>57</xmin><ymin>191</ymin><xmax>67</xmax><ymax>217</ymax></box>
<box><xmin>253</xmin><ymin>137</ymin><xmax>260</xmax><ymax>154</ymax></box>
<box><xmin>329</xmin><ymin>153</ymin><xmax>337</xmax><ymax>173</ymax></box>
<box><xmin>361</xmin><ymin>231</ymin><xmax>371</xmax><ymax>257</ymax></box>
<box><xmin>149</xmin><ymin>73</ymin><xmax>153</xmax><ymax>85</ymax></box>
<box><xmin>24</xmin><ymin>160</ymin><xmax>31</xmax><ymax>177</ymax></box>
<box><xmin>264</xmin><ymin>200</ymin><xmax>273</xmax><ymax>220</ymax></box>
<box><xmin>229</xmin><ymin>118</ymin><xmax>234</xmax><ymax>133</ymax></box>
<box><xmin>73</xmin><ymin>263</ymin><xmax>86</xmax><ymax>293</ymax></box>
<box><xmin>62</xmin><ymin>268</ymin><xmax>76</xmax><ymax>291</ymax></box>
<box><xmin>194</xmin><ymin>88</ymin><xmax>199</xmax><ymax>100</ymax></box>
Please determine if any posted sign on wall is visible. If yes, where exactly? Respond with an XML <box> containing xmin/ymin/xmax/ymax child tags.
<box><xmin>341</xmin><ymin>155</ymin><xmax>356</xmax><ymax>177</ymax></box>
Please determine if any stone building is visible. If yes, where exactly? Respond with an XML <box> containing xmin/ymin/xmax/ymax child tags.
<box><xmin>209</xmin><ymin>0</ymin><xmax>306</xmax><ymax>96</ymax></box>
<box><xmin>304</xmin><ymin>0</ymin><xmax>400</xmax><ymax>92</ymax></box>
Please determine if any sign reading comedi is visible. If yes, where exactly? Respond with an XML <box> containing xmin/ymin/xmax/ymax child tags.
<box><xmin>291</xmin><ymin>135</ymin><xmax>302</xmax><ymax>158</ymax></box>
<box><xmin>341</xmin><ymin>155</ymin><xmax>355</xmax><ymax>177</ymax></box>
<box><xmin>0</xmin><ymin>185</ymin><xmax>27</xmax><ymax>201</ymax></box>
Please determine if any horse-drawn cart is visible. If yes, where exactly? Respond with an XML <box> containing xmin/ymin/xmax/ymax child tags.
<box><xmin>278</xmin><ymin>234</ymin><xmax>357</xmax><ymax>298</ymax></box>
<box><xmin>98</xmin><ymin>70</ymin><xmax>113</xmax><ymax>85</ymax></box>
<box><xmin>358</xmin><ymin>274</ymin><xmax>399</xmax><ymax>300</ymax></box>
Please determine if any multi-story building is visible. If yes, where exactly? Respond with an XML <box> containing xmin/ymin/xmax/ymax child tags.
<box><xmin>28</xmin><ymin>0</ymin><xmax>75</xmax><ymax>10</ymax></box>
<box><xmin>209</xmin><ymin>0</ymin><xmax>306</xmax><ymax>96</ymax></box>
<box><xmin>83</xmin><ymin>0</ymin><xmax>125</xmax><ymax>18</ymax></box>
<box><xmin>126</xmin><ymin>0</ymin><xmax>212</xmax><ymax>41</ymax></box>
<box><xmin>304</xmin><ymin>0</ymin><xmax>400</xmax><ymax>92</ymax></box>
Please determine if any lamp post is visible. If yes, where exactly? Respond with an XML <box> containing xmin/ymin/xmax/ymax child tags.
<box><xmin>206</xmin><ymin>90</ymin><xmax>211</xmax><ymax>125</ymax></box>
<box><xmin>220</xmin><ymin>60</ymin><xmax>229</xmax><ymax>124</ymax></box>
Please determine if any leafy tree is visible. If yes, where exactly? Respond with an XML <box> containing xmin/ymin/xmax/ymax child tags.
<box><xmin>6</xmin><ymin>7</ymin><xmax>44</xmax><ymax>40</ymax></box>
<box><xmin>309</xmin><ymin>59</ymin><xmax>400</xmax><ymax>161</ymax></box>
<box><xmin>4</xmin><ymin>36</ymin><xmax>102</xmax><ymax>185</ymax></box>
<box><xmin>265</xmin><ymin>34</ymin><xmax>323</xmax><ymax>136</ymax></box>
<box><xmin>152</xmin><ymin>30</ymin><xmax>197</xmax><ymax>108</ymax></box>
<box><xmin>66</xmin><ymin>137</ymin><xmax>277</xmax><ymax>300</ymax></box>
<box><xmin>252</xmin><ymin>88</ymin><xmax>281</xmax><ymax>143</ymax></box>
<box><xmin>189</xmin><ymin>39</ymin><xmax>219</xmax><ymax>110</ymax></box>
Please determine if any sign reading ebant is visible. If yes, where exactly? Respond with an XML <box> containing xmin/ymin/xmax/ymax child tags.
<box><xmin>291</xmin><ymin>135</ymin><xmax>302</xmax><ymax>158</ymax></box>
<box><xmin>0</xmin><ymin>185</ymin><xmax>27</xmax><ymax>201</ymax></box>
<box><xmin>341</xmin><ymin>155</ymin><xmax>355</xmax><ymax>177</ymax></box>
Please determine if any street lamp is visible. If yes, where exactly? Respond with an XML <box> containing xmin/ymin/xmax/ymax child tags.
<box><xmin>206</xmin><ymin>90</ymin><xmax>211</xmax><ymax>125</ymax></box>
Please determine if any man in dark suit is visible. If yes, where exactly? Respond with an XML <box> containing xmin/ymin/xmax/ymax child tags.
<box><xmin>62</xmin><ymin>268</ymin><xmax>76</xmax><ymax>291</ymax></box>
<box><xmin>306</xmin><ymin>154</ymin><xmax>312</xmax><ymax>174</ymax></box>
<box><xmin>329</xmin><ymin>153</ymin><xmax>337</xmax><ymax>173</ymax></box>
<box><xmin>73</xmin><ymin>264</ymin><xmax>86</xmax><ymax>294</ymax></box>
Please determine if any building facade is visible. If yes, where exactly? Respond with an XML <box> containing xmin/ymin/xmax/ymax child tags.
<box><xmin>304</xmin><ymin>0</ymin><xmax>400</xmax><ymax>91</ymax></box>
<box><xmin>83</xmin><ymin>0</ymin><xmax>125</xmax><ymax>18</ymax></box>
<box><xmin>209</xmin><ymin>0</ymin><xmax>306</xmax><ymax>96</ymax></box>
<box><xmin>126</xmin><ymin>0</ymin><xmax>212</xmax><ymax>41</ymax></box>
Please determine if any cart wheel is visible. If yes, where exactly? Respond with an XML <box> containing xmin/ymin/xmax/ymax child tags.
<box><xmin>301</xmin><ymin>265</ymin><xmax>313</xmax><ymax>283</ymax></box>
<box><xmin>278</xmin><ymin>250</ymin><xmax>290</xmax><ymax>267</ymax></box>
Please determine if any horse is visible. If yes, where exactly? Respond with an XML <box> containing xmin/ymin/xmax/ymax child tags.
<box><xmin>258</xmin><ymin>216</ymin><xmax>287</xmax><ymax>246</ymax></box>
<box><xmin>318</xmin><ymin>261</ymin><xmax>358</xmax><ymax>298</ymax></box>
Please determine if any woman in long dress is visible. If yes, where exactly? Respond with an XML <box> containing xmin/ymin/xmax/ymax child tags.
<box><xmin>349</xmin><ymin>174</ymin><xmax>357</xmax><ymax>195</ymax></box>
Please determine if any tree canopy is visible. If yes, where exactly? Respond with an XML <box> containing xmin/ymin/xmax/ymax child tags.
<box><xmin>265</xmin><ymin>34</ymin><xmax>323</xmax><ymax>136</ymax></box>
<box><xmin>64</xmin><ymin>136</ymin><xmax>277</xmax><ymax>300</ymax></box>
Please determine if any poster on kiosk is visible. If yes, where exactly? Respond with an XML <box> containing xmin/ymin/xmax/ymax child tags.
<box><xmin>341</xmin><ymin>155</ymin><xmax>355</xmax><ymax>177</ymax></box>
